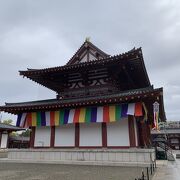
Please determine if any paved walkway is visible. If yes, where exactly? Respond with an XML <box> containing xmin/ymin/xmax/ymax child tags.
<box><xmin>0</xmin><ymin>161</ymin><xmax>148</xmax><ymax>180</ymax></box>
<box><xmin>153</xmin><ymin>159</ymin><xmax>180</xmax><ymax>180</ymax></box>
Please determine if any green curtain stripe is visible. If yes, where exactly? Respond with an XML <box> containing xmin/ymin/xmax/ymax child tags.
<box><xmin>37</xmin><ymin>112</ymin><xmax>41</xmax><ymax>127</ymax></box>
<box><xmin>59</xmin><ymin>110</ymin><xmax>65</xmax><ymax>125</ymax></box>
<box><xmin>85</xmin><ymin>107</ymin><xmax>91</xmax><ymax>123</ymax></box>
<box><xmin>115</xmin><ymin>105</ymin><xmax>122</xmax><ymax>121</ymax></box>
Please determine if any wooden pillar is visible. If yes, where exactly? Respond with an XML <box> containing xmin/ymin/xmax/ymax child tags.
<box><xmin>75</xmin><ymin>123</ymin><xmax>79</xmax><ymax>147</ymax></box>
<box><xmin>102</xmin><ymin>123</ymin><xmax>107</xmax><ymax>147</ymax></box>
<box><xmin>50</xmin><ymin>126</ymin><xmax>55</xmax><ymax>148</ymax></box>
<box><xmin>128</xmin><ymin>116</ymin><xmax>136</xmax><ymax>147</ymax></box>
<box><xmin>137</xmin><ymin>121</ymin><xmax>144</xmax><ymax>147</ymax></box>
<box><xmin>87</xmin><ymin>49</ymin><xmax>90</xmax><ymax>62</ymax></box>
<box><xmin>138</xmin><ymin>121</ymin><xmax>151</xmax><ymax>147</ymax></box>
<box><xmin>135</xmin><ymin>118</ymin><xmax>140</xmax><ymax>147</ymax></box>
<box><xmin>0</xmin><ymin>132</ymin><xmax>2</xmax><ymax>147</ymax></box>
<box><xmin>146</xmin><ymin>124</ymin><xmax>151</xmax><ymax>146</ymax></box>
<box><xmin>30</xmin><ymin>127</ymin><xmax>35</xmax><ymax>148</ymax></box>
<box><xmin>142</xmin><ymin>123</ymin><xmax>149</xmax><ymax>147</ymax></box>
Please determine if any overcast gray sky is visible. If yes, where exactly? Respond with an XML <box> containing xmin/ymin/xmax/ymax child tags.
<box><xmin>0</xmin><ymin>0</ymin><xmax>180</xmax><ymax>123</ymax></box>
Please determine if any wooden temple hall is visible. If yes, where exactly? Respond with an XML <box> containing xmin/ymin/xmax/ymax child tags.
<box><xmin>0</xmin><ymin>41</ymin><xmax>166</xmax><ymax>149</ymax></box>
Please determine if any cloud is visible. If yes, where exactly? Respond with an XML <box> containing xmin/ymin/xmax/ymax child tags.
<box><xmin>0</xmin><ymin>0</ymin><xmax>180</xmax><ymax>122</ymax></box>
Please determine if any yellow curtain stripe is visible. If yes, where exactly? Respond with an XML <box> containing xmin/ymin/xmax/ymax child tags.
<box><xmin>79</xmin><ymin>108</ymin><xmax>86</xmax><ymax>123</ymax></box>
<box><xmin>32</xmin><ymin>112</ymin><xmax>37</xmax><ymax>126</ymax></box>
<box><xmin>54</xmin><ymin>111</ymin><xmax>60</xmax><ymax>126</ymax></box>
<box><xmin>109</xmin><ymin>105</ymin><xmax>116</xmax><ymax>122</ymax></box>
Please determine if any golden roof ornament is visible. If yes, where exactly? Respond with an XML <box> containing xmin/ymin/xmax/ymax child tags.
<box><xmin>85</xmin><ymin>37</ymin><xmax>91</xmax><ymax>42</ymax></box>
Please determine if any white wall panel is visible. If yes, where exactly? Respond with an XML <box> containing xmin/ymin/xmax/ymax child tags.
<box><xmin>34</xmin><ymin>127</ymin><xmax>51</xmax><ymax>147</ymax></box>
<box><xmin>54</xmin><ymin>124</ymin><xmax>75</xmax><ymax>147</ymax></box>
<box><xmin>0</xmin><ymin>134</ymin><xmax>8</xmax><ymax>148</ymax></box>
<box><xmin>80</xmin><ymin>123</ymin><xmax>102</xmax><ymax>147</ymax></box>
<box><xmin>107</xmin><ymin>119</ymin><xmax>130</xmax><ymax>146</ymax></box>
<box><xmin>89</xmin><ymin>53</ymin><xmax>96</xmax><ymax>61</ymax></box>
<box><xmin>80</xmin><ymin>54</ymin><xmax>88</xmax><ymax>62</ymax></box>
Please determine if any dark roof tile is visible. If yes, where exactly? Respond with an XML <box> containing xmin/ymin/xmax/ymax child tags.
<box><xmin>0</xmin><ymin>123</ymin><xmax>25</xmax><ymax>131</ymax></box>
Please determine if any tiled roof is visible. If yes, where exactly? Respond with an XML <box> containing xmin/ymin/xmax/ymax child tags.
<box><xmin>4</xmin><ymin>86</ymin><xmax>154</xmax><ymax>107</ymax></box>
<box><xmin>0</xmin><ymin>87</ymin><xmax>163</xmax><ymax>114</ymax></box>
<box><xmin>0</xmin><ymin>123</ymin><xmax>24</xmax><ymax>131</ymax></box>
<box><xmin>19</xmin><ymin>47</ymin><xmax>142</xmax><ymax>76</ymax></box>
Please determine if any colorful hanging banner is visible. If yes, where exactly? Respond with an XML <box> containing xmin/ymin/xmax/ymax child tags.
<box><xmin>142</xmin><ymin>102</ymin><xmax>148</xmax><ymax>121</ymax></box>
<box><xmin>16</xmin><ymin>102</ymin><xmax>144</xmax><ymax>128</ymax></box>
<box><xmin>153</xmin><ymin>101</ymin><xmax>160</xmax><ymax>130</ymax></box>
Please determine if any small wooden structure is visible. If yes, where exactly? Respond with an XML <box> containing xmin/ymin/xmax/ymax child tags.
<box><xmin>0</xmin><ymin>123</ymin><xmax>24</xmax><ymax>148</ymax></box>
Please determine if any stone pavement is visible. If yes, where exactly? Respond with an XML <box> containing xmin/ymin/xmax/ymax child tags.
<box><xmin>153</xmin><ymin>159</ymin><xmax>180</xmax><ymax>180</ymax></box>
<box><xmin>0</xmin><ymin>161</ymin><xmax>149</xmax><ymax>180</ymax></box>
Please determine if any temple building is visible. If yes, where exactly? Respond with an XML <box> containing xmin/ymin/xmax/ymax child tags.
<box><xmin>0</xmin><ymin>41</ymin><xmax>166</xmax><ymax>149</ymax></box>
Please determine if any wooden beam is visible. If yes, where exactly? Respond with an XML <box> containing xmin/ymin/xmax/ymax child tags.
<box><xmin>87</xmin><ymin>48</ymin><xmax>90</xmax><ymax>62</ymax></box>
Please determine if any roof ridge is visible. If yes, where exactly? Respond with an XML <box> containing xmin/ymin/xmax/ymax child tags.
<box><xmin>66</xmin><ymin>41</ymin><xmax>109</xmax><ymax>65</ymax></box>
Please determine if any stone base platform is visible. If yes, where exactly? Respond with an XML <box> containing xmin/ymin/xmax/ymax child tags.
<box><xmin>0</xmin><ymin>149</ymin><xmax>8</xmax><ymax>158</ymax></box>
<box><xmin>7</xmin><ymin>148</ymin><xmax>156</xmax><ymax>167</ymax></box>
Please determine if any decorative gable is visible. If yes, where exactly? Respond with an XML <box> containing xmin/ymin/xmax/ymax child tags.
<box><xmin>67</xmin><ymin>40</ymin><xmax>109</xmax><ymax>65</ymax></box>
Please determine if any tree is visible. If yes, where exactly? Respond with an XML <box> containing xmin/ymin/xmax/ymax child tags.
<box><xmin>2</xmin><ymin>119</ymin><xmax>13</xmax><ymax>125</ymax></box>
<box><xmin>20</xmin><ymin>129</ymin><xmax>31</xmax><ymax>137</ymax></box>
<box><xmin>10</xmin><ymin>131</ymin><xmax>18</xmax><ymax>137</ymax></box>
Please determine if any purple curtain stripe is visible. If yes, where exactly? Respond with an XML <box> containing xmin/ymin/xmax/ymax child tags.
<box><xmin>91</xmin><ymin>107</ymin><xmax>97</xmax><ymax>122</ymax></box>
<box><xmin>121</xmin><ymin>104</ymin><xmax>128</xmax><ymax>117</ymax></box>
<box><xmin>41</xmin><ymin>112</ymin><xmax>46</xmax><ymax>126</ymax></box>
<box><xmin>64</xmin><ymin>109</ymin><xmax>70</xmax><ymax>124</ymax></box>
<box><xmin>16</xmin><ymin>114</ymin><xmax>22</xmax><ymax>127</ymax></box>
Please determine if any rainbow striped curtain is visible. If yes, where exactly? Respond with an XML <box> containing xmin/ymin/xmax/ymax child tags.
<box><xmin>16</xmin><ymin>102</ymin><xmax>143</xmax><ymax>128</ymax></box>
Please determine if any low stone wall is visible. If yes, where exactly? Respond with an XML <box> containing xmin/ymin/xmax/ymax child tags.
<box><xmin>8</xmin><ymin>148</ymin><xmax>156</xmax><ymax>166</ymax></box>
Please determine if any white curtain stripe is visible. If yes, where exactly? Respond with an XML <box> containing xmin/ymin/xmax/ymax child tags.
<box><xmin>20</xmin><ymin>113</ymin><xmax>27</xmax><ymax>127</ymax></box>
<box><xmin>127</xmin><ymin>103</ymin><xmax>135</xmax><ymax>115</ymax></box>
<box><xmin>45</xmin><ymin>112</ymin><xmax>51</xmax><ymax>126</ymax></box>
<box><xmin>68</xmin><ymin>109</ymin><xmax>75</xmax><ymax>124</ymax></box>
<box><xmin>97</xmin><ymin>106</ymin><xmax>103</xmax><ymax>122</ymax></box>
